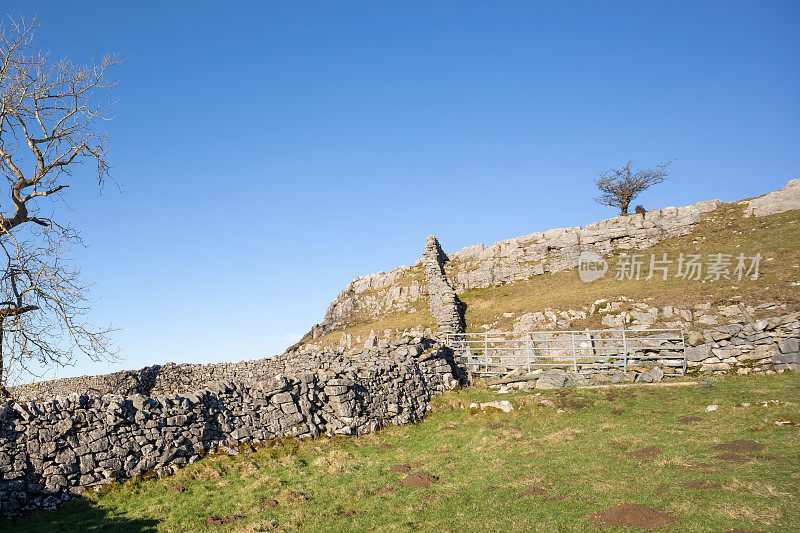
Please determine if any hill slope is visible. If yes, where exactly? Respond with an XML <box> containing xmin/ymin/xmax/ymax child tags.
<box><xmin>296</xmin><ymin>179</ymin><xmax>800</xmax><ymax>351</ymax></box>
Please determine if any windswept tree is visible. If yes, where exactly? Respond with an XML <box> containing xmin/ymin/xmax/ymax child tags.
<box><xmin>594</xmin><ymin>160</ymin><xmax>673</xmax><ymax>215</ymax></box>
<box><xmin>0</xmin><ymin>16</ymin><xmax>121</xmax><ymax>394</ymax></box>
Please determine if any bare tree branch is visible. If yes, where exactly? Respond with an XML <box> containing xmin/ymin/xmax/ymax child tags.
<box><xmin>0</xmin><ymin>15</ymin><xmax>120</xmax><ymax>393</ymax></box>
<box><xmin>594</xmin><ymin>160</ymin><xmax>673</xmax><ymax>215</ymax></box>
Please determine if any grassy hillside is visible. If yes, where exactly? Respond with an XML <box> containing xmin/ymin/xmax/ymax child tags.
<box><xmin>459</xmin><ymin>203</ymin><xmax>800</xmax><ymax>332</ymax></box>
<box><xmin>301</xmin><ymin>201</ymin><xmax>800</xmax><ymax>350</ymax></box>
<box><xmin>8</xmin><ymin>373</ymin><xmax>799</xmax><ymax>532</ymax></box>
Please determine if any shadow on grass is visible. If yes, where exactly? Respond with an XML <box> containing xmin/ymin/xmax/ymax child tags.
<box><xmin>1</xmin><ymin>497</ymin><xmax>158</xmax><ymax>533</ymax></box>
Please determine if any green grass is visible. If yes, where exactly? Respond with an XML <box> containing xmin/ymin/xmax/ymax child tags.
<box><xmin>6</xmin><ymin>373</ymin><xmax>800</xmax><ymax>532</ymax></box>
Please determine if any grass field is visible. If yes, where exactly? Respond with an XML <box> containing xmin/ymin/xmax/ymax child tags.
<box><xmin>6</xmin><ymin>373</ymin><xmax>799</xmax><ymax>532</ymax></box>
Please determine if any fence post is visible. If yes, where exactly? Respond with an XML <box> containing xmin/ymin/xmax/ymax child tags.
<box><xmin>622</xmin><ymin>327</ymin><xmax>628</xmax><ymax>373</ymax></box>
<box><xmin>526</xmin><ymin>333</ymin><xmax>532</xmax><ymax>373</ymax></box>
<box><xmin>571</xmin><ymin>331</ymin><xmax>577</xmax><ymax>372</ymax></box>
<box><xmin>680</xmin><ymin>328</ymin><xmax>687</xmax><ymax>375</ymax></box>
<box><xmin>484</xmin><ymin>336</ymin><xmax>489</xmax><ymax>374</ymax></box>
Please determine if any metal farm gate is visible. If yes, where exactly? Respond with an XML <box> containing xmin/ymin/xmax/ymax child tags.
<box><xmin>445</xmin><ymin>328</ymin><xmax>687</xmax><ymax>377</ymax></box>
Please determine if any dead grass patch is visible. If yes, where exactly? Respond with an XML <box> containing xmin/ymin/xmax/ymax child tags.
<box><xmin>541</xmin><ymin>428</ymin><xmax>584</xmax><ymax>443</ymax></box>
<box><xmin>312</xmin><ymin>449</ymin><xmax>356</xmax><ymax>474</ymax></box>
<box><xmin>714</xmin><ymin>502</ymin><xmax>783</xmax><ymax>526</ymax></box>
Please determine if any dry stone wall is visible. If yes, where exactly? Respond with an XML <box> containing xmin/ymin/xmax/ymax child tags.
<box><xmin>423</xmin><ymin>235</ymin><xmax>465</xmax><ymax>334</ymax></box>
<box><xmin>685</xmin><ymin>311</ymin><xmax>800</xmax><ymax>374</ymax></box>
<box><xmin>0</xmin><ymin>338</ymin><xmax>460</xmax><ymax>517</ymax></box>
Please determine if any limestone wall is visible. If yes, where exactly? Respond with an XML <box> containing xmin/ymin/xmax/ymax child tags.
<box><xmin>685</xmin><ymin>311</ymin><xmax>800</xmax><ymax>374</ymax></box>
<box><xmin>0</xmin><ymin>338</ymin><xmax>460</xmax><ymax>517</ymax></box>
<box><xmin>423</xmin><ymin>235</ymin><xmax>465</xmax><ymax>334</ymax></box>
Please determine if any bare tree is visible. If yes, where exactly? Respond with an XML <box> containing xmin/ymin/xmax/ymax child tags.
<box><xmin>594</xmin><ymin>160</ymin><xmax>673</xmax><ymax>215</ymax></box>
<box><xmin>0</xmin><ymin>16</ymin><xmax>121</xmax><ymax>395</ymax></box>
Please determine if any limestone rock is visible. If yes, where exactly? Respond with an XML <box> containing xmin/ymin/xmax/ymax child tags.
<box><xmin>743</xmin><ymin>178</ymin><xmax>800</xmax><ymax>217</ymax></box>
<box><xmin>423</xmin><ymin>236</ymin><xmax>465</xmax><ymax>334</ymax></box>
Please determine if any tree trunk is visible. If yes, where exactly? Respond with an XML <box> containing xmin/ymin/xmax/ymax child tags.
<box><xmin>0</xmin><ymin>318</ymin><xmax>8</xmax><ymax>398</ymax></box>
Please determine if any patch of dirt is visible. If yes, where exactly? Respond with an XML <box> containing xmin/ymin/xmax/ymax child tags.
<box><xmin>441</xmin><ymin>426</ymin><xmax>456</xmax><ymax>430</ymax></box>
<box><xmin>483</xmin><ymin>485</ymin><xmax>498</xmax><ymax>492</ymax></box>
<box><xmin>712</xmin><ymin>440</ymin><xmax>763</xmax><ymax>453</ymax></box>
<box><xmin>517</xmin><ymin>486</ymin><xmax>546</xmax><ymax>498</ymax></box>
<box><xmin>400</xmin><ymin>471</ymin><xmax>439</xmax><ymax>489</ymax></box>
<box><xmin>374</xmin><ymin>486</ymin><xmax>395</xmax><ymax>497</ymax></box>
<box><xmin>261</xmin><ymin>498</ymin><xmax>279</xmax><ymax>508</ymax></box>
<box><xmin>280</xmin><ymin>489</ymin><xmax>310</xmax><ymax>503</ymax></box>
<box><xmin>752</xmin><ymin>454</ymin><xmax>783</xmax><ymax>461</ymax></box>
<box><xmin>611</xmin><ymin>408</ymin><xmax>624</xmax><ymax>415</ymax></box>
<box><xmin>713</xmin><ymin>453</ymin><xmax>751</xmax><ymax>462</ymax></box>
<box><xmin>590</xmin><ymin>503</ymin><xmax>679</xmax><ymax>530</ymax></box>
<box><xmin>680</xmin><ymin>480</ymin><xmax>723</xmax><ymax>490</ymax></box>
<box><xmin>378</xmin><ymin>443</ymin><xmax>392</xmax><ymax>450</ymax></box>
<box><xmin>206</xmin><ymin>514</ymin><xmax>244</xmax><ymax>527</ymax></box>
<box><xmin>433</xmin><ymin>449</ymin><xmax>451</xmax><ymax>455</ymax></box>
<box><xmin>606</xmin><ymin>441</ymin><xmax>629</xmax><ymax>450</ymax></box>
<box><xmin>544</xmin><ymin>495</ymin><xmax>566</xmax><ymax>502</ymax></box>
<box><xmin>650</xmin><ymin>410</ymin><xmax>668</xmax><ymax>414</ymax></box>
<box><xmin>624</xmin><ymin>446</ymin><xmax>662</xmax><ymax>459</ymax></box>
<box><xmin>529</xmin><ymin>440</ymin><xmax>542</xmax><ymax>446</ymax></box>
<box><xmin>390</xmin><ymin>461</ymin><xmax>423</xmax><ymax>473</ymax></box>
<box><xmin>487</xmin><ymin>423</ymin><xmax>504</xmax><ymax>430</ymax></box>
<box><xmin>335</xmin><ymin>509</ymin><xmax>365</xmax><ymax>516</ymax></box>
<box><xmin>677</xmin><ymin>416</ymin><xmax>702</xmax><ymax>424</ymax></box>
<box><xmin>167</xmin><ymin>485</ymin><xmax>186</xmax><ymax>493</ymax></box>
<box><xmin>508</xmin><ymin>425</ymin><xmax>523</xmax><ymax>431</ymax></box>
<box><xmin>557</xmin><ymin>398</ymin><xmax>591</xmax><ymax>409</ymax></box>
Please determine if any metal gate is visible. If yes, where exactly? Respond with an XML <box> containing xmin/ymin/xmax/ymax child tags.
<box><xmin>445</xmin><ymin>328</ymin><xmax>687</xmax><ymax>377</ymax></box>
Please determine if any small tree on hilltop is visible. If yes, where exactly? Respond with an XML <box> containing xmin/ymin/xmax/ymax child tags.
<box><xmin>594</xmin><ymin>160</ymin><xmax>673</xmax><ymax>215</ymax></box>
<box><xmin>0</xmin><ymin>16</ymin><xmax>121</xmax><ymax>395</ymax></box>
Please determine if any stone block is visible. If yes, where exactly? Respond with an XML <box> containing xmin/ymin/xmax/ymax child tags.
<box><xmin>778</xmin><ymin>338</ymin><xmax>799</xmax><ymax>354</ymax></box>
<box><xmin>686</xmin><ymin>344</ymin><xmax>711</xmax><ymax>362</ymax></box>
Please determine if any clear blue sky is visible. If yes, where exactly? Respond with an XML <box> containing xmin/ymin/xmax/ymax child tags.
<box><xmin>5</xmin><ymin>1</ymin><xmax>799</xmax><ymax>382</ymax></box>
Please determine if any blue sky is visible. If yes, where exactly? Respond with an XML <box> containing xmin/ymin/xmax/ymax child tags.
<box><xmin>4</xmin><ymin>1</ymin><xmax>799</xmax><ymax>382</ymax></box>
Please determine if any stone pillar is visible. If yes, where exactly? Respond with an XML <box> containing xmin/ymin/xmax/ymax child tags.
<box><xmin>423</xmin><ymin>235</ymin><xmax>465</xmax><ymax>334</ymax></box>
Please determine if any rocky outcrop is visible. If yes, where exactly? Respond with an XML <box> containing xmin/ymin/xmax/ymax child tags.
<box><xmin>309</xmin><ymin>264</ymin><xmax>426</xmax><ymax>341</ymax></box>
<box><xmin>301</xmin><ymin>197</ymin><xmax>725</xmax><ymax>342</ymax></box>
<box><xmin>0</xmin><ymin>337</ymin><xmax>460</xmax><ymax>516</ymax></box>
<box><xmin>301</xmin><ymin>179</ymin><xmax>798</xmax><ymax>347</ymax></box>
<box><xmin>448</xmin><ymin>199</ymin><xmax>722</xmax><ymax>290</ymax></box>
<box><xmin>743</xmin><ymin>178</ymin><xmax>800</xmax><ymax>217</ymax></box>
<box><xmin>423</xmin><ymin>236</ymin><xmax>465</xmax><ymax>334</ymax></box>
